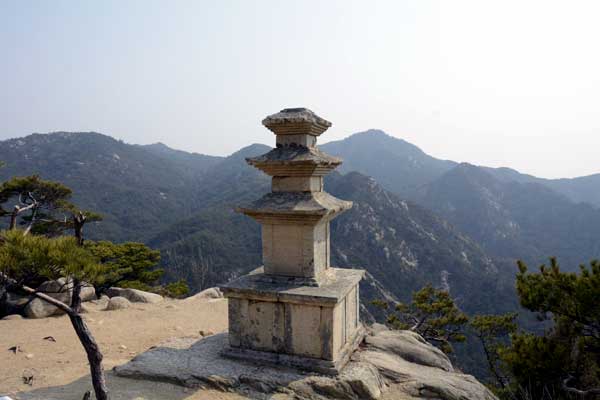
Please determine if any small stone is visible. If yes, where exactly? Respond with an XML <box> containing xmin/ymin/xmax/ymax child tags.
<box><xmin>25</xmin><ymin>353</ymin><xmax>34</xmax><ymax>359</ymax></box>
<box><xmin>199</xmin><ymin>330</ymin><xmax>214</xmax><ymax>337</ymax></box>
<box><xmin>22</xmin><ymin>369</ymin><xmax>34</xmax><ymax>385</ymax></box>
<box><xmin>118</xmin><ymin>345</ymin><xmax>127</xmax><ymax>350</ymax></box>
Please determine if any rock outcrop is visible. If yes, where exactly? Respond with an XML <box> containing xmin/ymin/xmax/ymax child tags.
<box><xmin>114</xmin><ymin>327</ymin><xmax>497</xmax><ymax>400</ymax></box>
<box><xmin>106</xmin><ymin>287</ymin><xmax>163</xmax><ymax>304</ymax></box>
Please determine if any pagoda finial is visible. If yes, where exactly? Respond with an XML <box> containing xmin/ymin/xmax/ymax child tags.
<box><xmin>262</xmin><ymin>108</ymin><xmax>332</xmax><ymax>148</ymax></box>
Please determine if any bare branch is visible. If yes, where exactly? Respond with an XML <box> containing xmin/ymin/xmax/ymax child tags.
<box><xmin>562</xmin><ymin>375</ymin><xmax>600</xmax><ymax>396</ymax></box>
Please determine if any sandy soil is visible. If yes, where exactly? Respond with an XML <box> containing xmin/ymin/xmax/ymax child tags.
<box><xmin>0</xmin><ymin>296</ymin><xmax>249</xmax><ymax>400</ymax></box>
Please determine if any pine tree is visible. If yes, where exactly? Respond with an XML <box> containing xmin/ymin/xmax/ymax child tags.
<box><xmin>0</xmin><ymin>230</ymin><xmax>110</xmax><ymax>400</ymax></box>
<box><xmin>374</xmin><ymin>284</ymin><xmax>469</xmax><ymax>354</ymax></box>
<box><xmin>0</xmin><ymin>175</ymin><xmax>73</xmax><ymax>234</ymax></box>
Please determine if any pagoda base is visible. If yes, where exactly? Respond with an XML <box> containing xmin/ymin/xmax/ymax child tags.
<box><xmin>220</xmin><ymin>267</ymin><xmax>365</xmax><ymax>375</ymax></box>
<box><xmin>222</xmin><ymin>324</ymin><xmax>366</xmax><ymax>375</ymax></box>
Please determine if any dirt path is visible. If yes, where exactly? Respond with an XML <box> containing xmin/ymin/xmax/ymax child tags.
<box><xmin>0</xmin><ymin>296</ymin><xmax>248</xmax><ymax>400</ymax></box>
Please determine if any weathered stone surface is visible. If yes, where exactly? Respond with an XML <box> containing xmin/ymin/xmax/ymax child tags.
<box><xmin>262</xmin><ymin>108</ymin><xmax>332</xmax><ymax>137</ymax></box>
<box><xmin>358</xmin><ymin>349</ymin><xmax>495</xmax><ymax>400</ymax></box>
<box><xmin>114</xmin><ymin>329</ymin><xmax>497</xmax><ymax>400</ymax></box>
<box><xmin>106</xmin><ymin>287</ymin><xmax>163</xmax><ymax>304</ymax></box>
<box><xmin>24</xmin><ymin>298</ymin><xmax>59</xmax><ymax>318</ymax></box>
<box><xmin>185</xmin><ymin>287</ymin><xmax>223</xmax><ymax>301</ymax></box>
<box><xmin>23</xmin><ymin>279</ymin><xmax>69</xmax><ymax>318</ymax></box>
<box><xmin>369</xmin><ymin>323</ymin><xmax>389</xmax><ymax>334</ymax></box>
<box><xmin>3</xmin><ymin>291</ymin><xmax>30</xmax><ymax>315</ymax></box>
<box><xmin>222</xmin><ymin>267</ymin><xmax>364</xmax><ymax>306</ymax></box>
<box><xmin>114</xmin><ymin>333</ymin><xmax>383</xmax><ymax>400</ymax></box>
<box><xmin>105</xmin><ymin>296</ymin><xmax>131</xmax><ymax>311</ymax></box>
<box><xmin>23</xmin><ymin>279</ymin><xmax>97</xmax><ymax>319</ymax></box>
<box><xmin>365</xmin><ymin>329</ymin><xmax>454</xmax><ymax>372</ymax></box>
<box><xmin>91</xmin><ymin>294</ymin><xmax>110</xmax><ymax>308</ymax></box>
<box><xmin>1</xmin><ymin>314</ymin><xmax>24</xmax><ymax>320</ymax></box>
<box><xmin>80</xmin><ymin>284</ymin><xmax>97</xmax><ymax>302</ymax></box>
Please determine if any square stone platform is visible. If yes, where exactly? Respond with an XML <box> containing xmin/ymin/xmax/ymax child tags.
<box><xmin>221</xmin><ymin>267</ymin><xmax>365</xmax><ymax>374</ymax></box>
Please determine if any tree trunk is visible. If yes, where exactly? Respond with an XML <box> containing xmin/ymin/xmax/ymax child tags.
<box><xmin>73</xmin><ymin>212</ymin><xmax>86</xmax><ymax>246</ymax></box>
<box><xmin>69</xmin><ymin>313</ymin><xmax>109</xmax><ymax>399</ymax></box>
<box><xmin>9</xmin><ymin>206</ymin><xmax>18</xmax><ymax>230</ymax></box>
<box><xmin>0</xmin><ymin>275</ymin><xmax>109</xmax><ymax>399</ymax></box>
<box><xmin>70</xmin><ymin>279</ymin><xmax>109</xmax><ymax>400</ymax></box>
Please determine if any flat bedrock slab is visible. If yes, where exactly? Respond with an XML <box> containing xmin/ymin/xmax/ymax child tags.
<box><xmin>114</xmin><ymin>330</ymin><xmax>497</xmax><ymax>400</ymax></box>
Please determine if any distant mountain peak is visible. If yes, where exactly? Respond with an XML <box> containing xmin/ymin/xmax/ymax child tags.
<box><xmin>229</xmin><ymin>143</ymin><xmax>271</xmax><ymax>159</ymax></box>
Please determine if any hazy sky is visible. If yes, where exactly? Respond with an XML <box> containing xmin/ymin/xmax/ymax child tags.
<box><xmin>1</xmin><ymin>1</ymin><xmax>599</xmax><ymax>179</ymax></box>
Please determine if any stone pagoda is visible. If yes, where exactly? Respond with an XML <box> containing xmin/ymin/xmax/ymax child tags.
<box><xmin>221</xmin><ymin>108</ymin><xmax>365</xmax><ymax>374</ymax></box>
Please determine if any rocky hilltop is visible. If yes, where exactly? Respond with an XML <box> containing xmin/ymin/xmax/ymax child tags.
<box><xmin>1</xmin><ymin>290</ymin><xmax>496</xmax><ymax>400</ymax></box>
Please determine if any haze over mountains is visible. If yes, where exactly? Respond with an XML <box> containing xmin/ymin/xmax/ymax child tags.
<box><xmin>0</xmin><ymin>131</ymin><xmax>597</xmax><ymax>291</ymax></box>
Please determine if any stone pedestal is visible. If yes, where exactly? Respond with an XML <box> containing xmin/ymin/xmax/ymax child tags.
<box><xmin>220</xmin><ymin>108</ymin><xmax>364</xmax><ymax>374</ymax></box>
<box><xmin>222</xmin><ymin>267</ymin><xmax>364</xmax><ymax>374</ymax></box>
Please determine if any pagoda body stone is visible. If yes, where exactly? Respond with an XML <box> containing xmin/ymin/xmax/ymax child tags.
<box><xmin>221</xmin><ymin>108</ymin><xmax>365</xmax><ymax>374</ymax></box>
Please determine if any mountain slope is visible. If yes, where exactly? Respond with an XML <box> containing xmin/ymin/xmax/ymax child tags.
<box><xmin>151</xmin><ymin>171</ymin><xmax>516</xmax><ymax>316</ymax></box>
<box><xmin>321</xmin><ymin>130</ymin><xmax>456</xmax><ymax>197</ymax></box>
<box><xmin>485</xmin><ymin>167</ymin><xmax>600</xmax><ymax>209</ymax></box>
<box><xmin>0</xmin><ymin>133</ymin><xmax>268</xmax><ymax>243</ymax></box>
<box><xmin>0</xmin><ymin>132</ymin><xmax>215</xmax><ymax>241</ymax></box>
<box><xmin>141</xmin><ymin>142</ymin><xmax>223</xmax><ymax>174</ymax></box>
<box><xmin>420</xmin><ymin>163</ymin><xmax>600</xmax><ymax>269</ymax></box>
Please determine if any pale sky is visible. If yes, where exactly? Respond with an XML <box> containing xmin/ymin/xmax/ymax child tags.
<box><xmin>1</xmin><ymin>1</ymin><xmax>599</xmax><ymax>179</ymax></box>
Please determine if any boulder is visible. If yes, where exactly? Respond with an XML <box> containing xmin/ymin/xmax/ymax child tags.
<box><xmin>196</xmin><ymin>287</ymin><xmax>223</xmax><ymax>299</ymax></box>
<box><xmin>91</xmin><ymin>295</ymin><xmax>110</xmax><ymax>308</ymax></box>
<box><xmin>24</xmin><ymin>279</ymin><xmax>71</xmax><ymax>318</ymax></box>
<box><xmin>2</xmin><ymin>291</ymin><xmax>30</xmax><ymax>315</ymax></box>
<box><xmin>24</xmin><ymin>297</ymin><xmax>62</xmax><ymax>319</ymax></box>
<box><xmin>115</xmin><ymin>334</ymin><xmax>385</xmax><ymax>400</ymax></box>
<box><xmin>358</xmin><ymin>349</ymin><xmax>496</xmax><ymax>400</ymax></box>
<box><xmin>184</xmin><ymin>287</ymin><xmax>223</xmax><ymax>302</ymax></box>
<box><xmin>106</xmin><ymin>287</ymin><xmax>163</xmax><ymax>304</ymax></box>
<box><xmin>22</xmin><ymin>279</ymin><xmax>97</xmax><ymax>319</ymax></box>
<box><xmin>369</xmin><ymin>323</ymin><xmax>390</xmax><ymax>334</ymax></box>
<box><xmin>114</xmin><ymin>329</ymin><xmax>498</xmax><ymax>400</ymax></box>
<box><xmin>80</xmin><ymin>284</ymin><xmax>97</xmax><ymax>302</ymax></box>
<box><xmin>105</xmin><ymin>296</ymin><xmax>131</xmax><ymax>311</ymax></box>
<box><xmin>365</xmin><ymin>329</ymin><xmax>454</xmax><ymax>372</ymax></box>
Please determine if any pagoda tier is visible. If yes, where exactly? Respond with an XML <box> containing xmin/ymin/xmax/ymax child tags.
<box><xmin>246</xmin><ymin>146</ymin><xmax>342</xmax><ymax>177</ymax></box>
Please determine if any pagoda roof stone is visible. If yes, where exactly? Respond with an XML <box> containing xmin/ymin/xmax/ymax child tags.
<box><xmin>246</xmin><ymin>146</ymin><xmax>341</xmax><ymax>176</ymax></box>
<box><xmin>262</xmin><ymin>108</ymin><xmax>332</xmax><ymax>136</ymax></box>
<box><xmin>239</xmin><ymin>191</ymin><xmax>352</xmax><ymax>222</ymax></box>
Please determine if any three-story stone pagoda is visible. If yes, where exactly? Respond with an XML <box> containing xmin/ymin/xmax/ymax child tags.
<box><xmin>221</xmin><ymin>108</ymin><xmax>365</xmax><ymax>374</ymax></box>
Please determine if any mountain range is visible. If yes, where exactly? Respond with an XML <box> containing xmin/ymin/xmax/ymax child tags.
<box><xmin>2</xmin><ymin>130</ymin><xmax>598</xmax><ymax>284</ymax></box>
<box><xmin>3</xmin><ymin>129</ymin><xmax>598</xmax><ymax>377</ymax></box>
